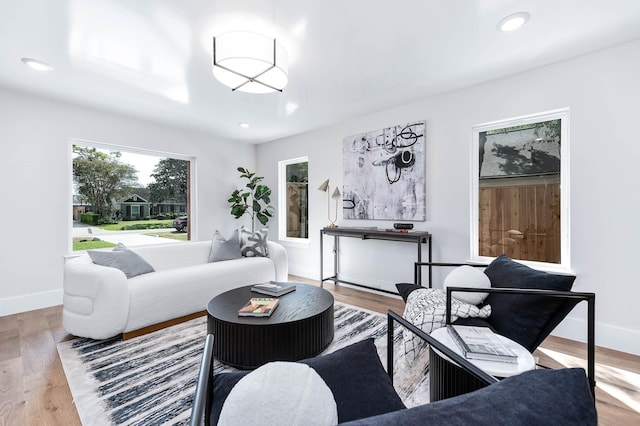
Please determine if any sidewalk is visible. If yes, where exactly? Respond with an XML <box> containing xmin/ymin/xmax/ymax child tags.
<box><xmin>73</xmin><ymin>221</ymin><xmax>182</xmax><ymax>246</ymax></box>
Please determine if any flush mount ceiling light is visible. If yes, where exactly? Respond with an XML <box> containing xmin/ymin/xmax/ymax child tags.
<box><xmin>497</xmin><ymin>12</ymin><xmax>530</xmax><ymax>32</ymax></box>
<box><xmin>238</xmin><ymin>122</ymin><xmax>251</xmax><ymax>128</ymax></box>
<box><xmin>212</xmin><ymin>31</ymin><xmax>289</xmax><ymax>94</ymax></box>
<box><xmin>20</xmin><ymin>57</ymin><xmax>53</xmax><ymax>71</ymax></box>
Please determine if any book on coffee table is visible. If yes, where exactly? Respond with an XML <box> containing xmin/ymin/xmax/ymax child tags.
<box><xmin>238</xmin><ymin>298</ymin><xmax>280</xmax><ymax>317</ymax></box>
<box><xmin>447</xmin><ymin>325</ymin><xmax>518</xmax><ymax>364</ymax></box>
<box><xmin>251</xmin><ymin>281</ymin><xmax>297</xmax><ymax>297</ymax></box>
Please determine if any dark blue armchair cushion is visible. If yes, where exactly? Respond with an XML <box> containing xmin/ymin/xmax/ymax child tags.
<box><xmin>482</xmin><ymin>254</ymin><xmax>575</xmax><ymax>351</ymax></box>
<box><xmin>211</xmin><ymin>338</ymin><xmax>405</xmax><ymax>424</ymax></box>
<box><xmin>340</xmin><ymin>368</ymin><xmax>596</xmax><ymax>425</ymax></box>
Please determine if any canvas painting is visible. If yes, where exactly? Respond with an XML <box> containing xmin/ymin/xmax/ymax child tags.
<box><xmin>342</xmin><ymin>121</ymin><xmax>426</xmax><ymax>221</ymax></box>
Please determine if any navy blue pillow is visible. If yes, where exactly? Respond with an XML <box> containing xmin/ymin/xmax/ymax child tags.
<box><xmin>340</xmin><ymin>368</ymin><xmax>596</xmax><ymax>425</ymax></box>
<box><xmin>211</xmin><ymin>338</ymin><xmax>405</xmax><ymax>424</ymax></box>
<box><xmin>395</xmin><ymin>283</ymin><xmax>420</xmax><ymax>302</ymax></box>
<box><xmin>482</xmin><ymin>255</ymin><xmax>575</xmax><ymax>351</ymax></box>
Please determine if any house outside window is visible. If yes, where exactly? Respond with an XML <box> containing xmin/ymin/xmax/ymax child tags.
<box><xmin>278</xmin><ymin>157</ymin><xmax>309</xmax><ymax>241</ymax></box>
<box><xmin>471</xmin><ymin>109</ymin><xmax>570</xmax><ymax>270</ymax></box>
<box><xmin>70</xmin><ymin>140</ymin><xmax>194</xmax><ymax>252</ymax></box>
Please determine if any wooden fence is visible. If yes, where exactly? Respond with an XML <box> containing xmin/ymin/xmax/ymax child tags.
<box><xmin>479</xmin><ymin>178</ymin><xmax>560</xmax><ymax>263</ymax></box>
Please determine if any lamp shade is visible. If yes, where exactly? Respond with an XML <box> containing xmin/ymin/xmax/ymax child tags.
<box><xmin>213</xmin><ymin>31</ymin><xmax>289</xmax><ymax>93</ymax></box>
<box><xmin>331</xmin><ymin>187</ymin><xmax>341</xmax><ymax>199</ymax></box>
<box><xmin>318</xmin><ymin>179</ymin><xmax>330</xmax><ymax>192</ymax></box>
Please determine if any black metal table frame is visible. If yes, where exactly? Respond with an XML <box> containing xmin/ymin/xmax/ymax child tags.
<box><xmin>320</xmin><ymin>227</ymin><xmax>432</xmax><ymax>295</ymax></box>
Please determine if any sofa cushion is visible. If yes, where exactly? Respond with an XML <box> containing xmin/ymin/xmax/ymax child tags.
<box><xmin>482</xmin><ymin>254</ymin><xmax>576</xmax><ymax>351</ymax></box>
<box><xmin>218</xmin><ymin>362</ymin><xmax>338</xmax><ymax>425</ymax></box>
<box><xmin>211</xmin><ymin>339</ymin><xmax>405</xmax><ymax>424</ymax></box>
<box><xmin>339</xmin><ymin>368</ymin><xmax>596</xmax><ymax>425</ymax></box>
<box><xmin>208</xmin><ymin>229</ymin><xmax>242</xmax><ymax>262</ymax></box>
<box><xmin>240</xmin><ymin>226</ymin><xmax>269</xmax><ymax>257</ymax></box>
<box><xmin>87</xmin><ymin>243</ymin><xmax>155</xmax><ymax>279</ymax></box>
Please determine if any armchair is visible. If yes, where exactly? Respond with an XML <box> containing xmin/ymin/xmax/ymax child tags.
<box><xmin>189</xmin><ymin>311</ymin><xmax>597</xmax><ymax>425</ymax></box>
<box><xmin>408</xmin><ymin>254</ymin><xmax>596</xmax><ymax>396</ymax></box>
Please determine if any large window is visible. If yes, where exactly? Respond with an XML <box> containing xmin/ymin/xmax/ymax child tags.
<box><xmin>70</xmin><ymin>140</ymin><xmax>194</xmax><ymax>252</ymax></box>
<box><xmin>471</xmin><ymin>109</ymin><xmax>570</xmax><ymax>270</ymax></box>
<box><xmin>278</xmin><ymin>157</ymin><xmax>309</xmax><ymax>241</ymax></box>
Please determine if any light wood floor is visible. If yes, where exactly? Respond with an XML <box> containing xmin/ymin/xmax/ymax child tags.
<box><xmin>1</xmin><ymin>278</ymin><xmax>638</xmax><ymax>425</ymax></box>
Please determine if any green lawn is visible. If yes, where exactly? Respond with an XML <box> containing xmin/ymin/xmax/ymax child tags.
<box><xmin>96</xmin><ymin>219</ymin><xmax>175</xmax><ymax>231</ymax></box>
<box><xmin>73</xmin><ymin>240</ymin><xmax>117</xmax><ymax>251</ymax></box>
<box><xmin>148</xmin><ymin>232</ymin><xmax>189</xmax><ymax>241</ymax></box>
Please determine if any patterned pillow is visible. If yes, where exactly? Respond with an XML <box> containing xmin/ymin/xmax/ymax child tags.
<box><xmin>402</xmin><ymin>288</ymin><xmax>491</xmax><ymax>362</ymax></box>
<box><xmin>239</xmin><ymin>226</ymin><xmax>269</xmax><ymax>257</ymax></box>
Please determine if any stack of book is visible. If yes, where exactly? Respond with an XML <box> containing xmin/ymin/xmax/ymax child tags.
<box><xmin>447</xmin><ymin>325</ymin><xmax>518</xmax><ymax>364</ymax></box>
<box><xmin>251</xmin><ymin>281</ymin><xmax>297</xmax><ymax>297</ymax></box>
<box><xmin>238</xmin><ymin>298</ymin><xmax>279</xmax><ymax>317</ymax></box>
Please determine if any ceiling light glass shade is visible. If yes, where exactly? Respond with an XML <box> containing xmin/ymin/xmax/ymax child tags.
<box><xmin>212</xmin><ymin>31</ymin><xmax>289</xmax><ymax>94</ymax></box>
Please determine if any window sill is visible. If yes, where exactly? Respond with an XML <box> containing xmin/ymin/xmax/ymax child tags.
<box><xmin>278</xmin><ymin>238</ymin><xmax>311</xmax><ymax>249</ymax></box>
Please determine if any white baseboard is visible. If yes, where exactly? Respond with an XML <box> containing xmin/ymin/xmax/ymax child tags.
<box><xmin>552</xmin><ymin>316</ymin><xmax>640</xmax><ymax>356</ymax></box>
<box><xmin>0</xmin><ymin>289</ymin><xmax>63</xmax><ymax>316</ymax></box>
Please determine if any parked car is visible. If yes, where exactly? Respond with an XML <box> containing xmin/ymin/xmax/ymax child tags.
<box><xmin>173</xmin><ymin>216</ymin><xmax>188</xmax><ymax>232</ymax></box>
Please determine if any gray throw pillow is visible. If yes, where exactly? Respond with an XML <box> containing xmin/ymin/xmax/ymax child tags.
<box><xmin>239</xmin><ymin>226</ymin><xmax>269</xmax><ymax>257</ymax></box>
<box><xmin>88</xmin><ymin>243</ymin><xmax>155</xmax><ymax>279</ymax></box>
<box><xmin>209</xmin><ymin>229</ymin><xmax>242</xmax><ymax>262</ymax></box>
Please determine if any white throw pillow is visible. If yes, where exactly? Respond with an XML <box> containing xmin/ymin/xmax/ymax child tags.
<box><xmin>218</xmin><ymin>362</ymin><xmax>338</xmax><ymax>426</ymax></box>
<box><xmin>443</xmin><ymin>265</ymin><xmax>491</xmax><ymax>305</ymax></box>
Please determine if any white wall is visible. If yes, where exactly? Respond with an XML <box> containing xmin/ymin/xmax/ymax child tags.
<box><xmin>0</xmin><ymin>88</ymin><xmax>255</xmax><ymax>315</ymax></box>
<box><xmin>257</xmin><ymin>39</ymin><xmax>640</xmax><ymax>356</ymax></box>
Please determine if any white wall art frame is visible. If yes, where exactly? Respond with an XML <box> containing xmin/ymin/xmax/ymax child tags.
<box><xmin>342</xmin><ymin>120</ymin><xmax>426</xmax><ymax>221</ymax></box>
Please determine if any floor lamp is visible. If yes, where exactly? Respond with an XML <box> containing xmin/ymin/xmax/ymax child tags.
<box><xmin>318</xmin><ymin>179</ymin><xmax>341</xmax><ymax>228</ymax></box>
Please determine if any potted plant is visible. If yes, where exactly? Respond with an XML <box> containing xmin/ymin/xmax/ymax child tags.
<box><xmin>228</xmin><ymin>167</ymin><xmax>274</xmax><ymax>232</ymax></box>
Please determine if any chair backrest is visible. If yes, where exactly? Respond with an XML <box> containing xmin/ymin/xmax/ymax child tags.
<box><xmin>481</xmin><ymin>255</ymin><xmax>576</xmax><ymax>352</ymax></box>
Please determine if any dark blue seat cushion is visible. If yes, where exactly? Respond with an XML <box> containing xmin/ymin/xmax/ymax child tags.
<box><xmin>340</xmin><ymin>368</ymin><xmax>596</xmax><ymax>425</ymax></box>
<box><xmin>482</xmin><ymin>255</ymin><xmax>575</xmax><ymax>351</ymax></box>
<box><xmin>210</xmin><ymin>338</ymin><xmax>405</xmax><ymax>424</ymax></box>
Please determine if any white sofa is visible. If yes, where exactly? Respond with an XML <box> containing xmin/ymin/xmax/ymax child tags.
<box><xmin>63</xmin><ymin>240</ymin><xmax>288</xmax><ymax>340</ymax></box>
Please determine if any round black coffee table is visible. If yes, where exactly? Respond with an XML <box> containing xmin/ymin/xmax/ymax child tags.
<box><xmin>207</xmin><ymin>283</ymin><xmax>334</xmax><ymax>369</ymax></box>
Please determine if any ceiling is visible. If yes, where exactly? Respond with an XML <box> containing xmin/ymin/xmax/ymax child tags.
<box><xmin>2</xmin><ymin>0</ymin><xmax>640</xmax><ymax>144</ymax></box>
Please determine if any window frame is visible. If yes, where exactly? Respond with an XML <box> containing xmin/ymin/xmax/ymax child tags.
<box><xmin>470</xmin><ymin>108</ymin><xmax>571</xmax><ymax>272</ymax></box>
<box><xmin>67</xmin><ymin>138</ymin><xmax>197</xmax><ymax>254</ymax></box>
<box><xmin>278</xmin><ymin>156</ymin><xmax>310</xmax><ymax>247</ymax></box>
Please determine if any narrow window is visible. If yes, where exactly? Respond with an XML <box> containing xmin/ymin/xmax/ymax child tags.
<box><xmin>278</xmin><ymin>157</ymin><xmax>309</xmax><ymax>241</ymax></box>
<box><xmin>471</xmin><ymin>109</ymin><xmax>570</xmax><ymax>269</ymax></box>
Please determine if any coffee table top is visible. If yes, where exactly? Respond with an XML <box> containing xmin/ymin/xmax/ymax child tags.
<box><xmin>207</xmin><ymin>283</ymin><xmax>334</xmax><ymax>325</ymax></box>
<box><xmin>430</xmin><ymin>327</ymin><xmax>535</xmax><ymax>377</ymax></box>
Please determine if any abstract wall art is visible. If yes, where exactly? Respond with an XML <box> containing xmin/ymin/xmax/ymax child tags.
<box><xmin>342</xmin><ymin>120</ymin><xmax>426</xmax><ymax>221</ymax></box>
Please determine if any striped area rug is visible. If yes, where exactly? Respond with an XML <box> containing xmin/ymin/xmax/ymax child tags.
<box><xmin>57</xmin><ymin>302</ymin><xmax>430</xmax><ymax>425</ymax></box>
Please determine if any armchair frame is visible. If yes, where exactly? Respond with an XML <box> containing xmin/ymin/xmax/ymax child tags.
<box><xmin>413</xmin><ymin>260</ymin><xmax>595</xmax><ymax>397</ymax></box>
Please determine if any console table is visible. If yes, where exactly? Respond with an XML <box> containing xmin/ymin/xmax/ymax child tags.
<box><xmin>320</xmin><ymin>227</ymin><xmax>432</xmax><ymax>295</ymax></box>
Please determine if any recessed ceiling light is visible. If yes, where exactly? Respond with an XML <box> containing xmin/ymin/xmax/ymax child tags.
<box><xmin>285</xmin><ymin>102</ymin><xmax>299</xmax><ymax>114</ymax></box>
<box><xmin>497</xmin><ymin>12</ymin><xmax>530</xmax><ymax>32</ymax></box>
<box><xmin>20</xmin><ymin>57</ymin><xmax>53</xmax><ymax>71</ymax></box>
<box><xmin>239</xmin><ymin>122</ymin><xmax>250</xmax><ymax>128</ymax></box>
